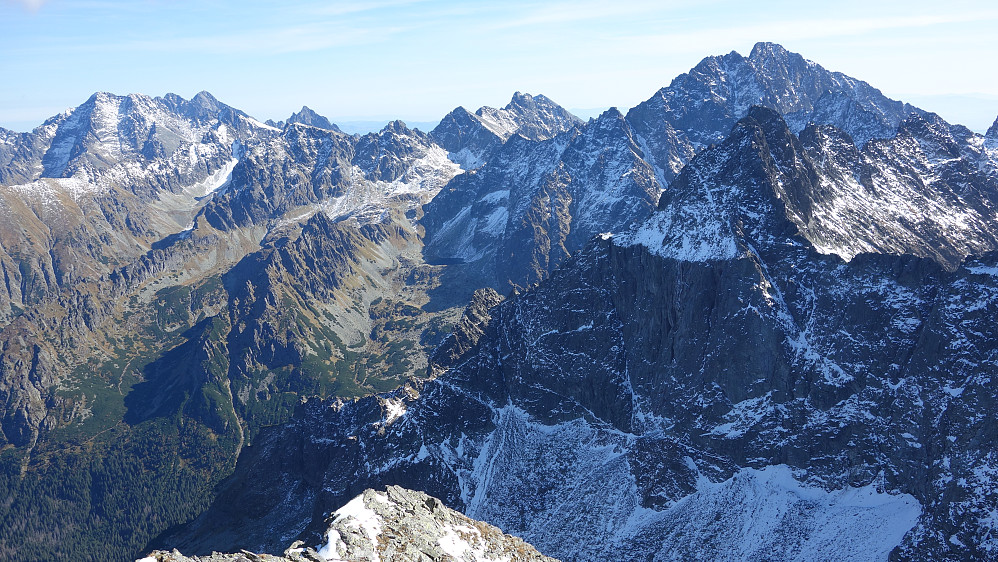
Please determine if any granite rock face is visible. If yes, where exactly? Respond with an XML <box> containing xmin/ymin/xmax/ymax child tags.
<box><xmin>642</xmin><ymin>106</ymin><xmax>998</xmax><ymax>271</ymax></box>
<box><xmin>431</xmin><ymin>288</ymin><xmax>504</xmax><ymax>369</ymax></box>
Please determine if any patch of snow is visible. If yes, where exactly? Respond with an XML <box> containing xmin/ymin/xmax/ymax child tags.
<box><xmin>478</xmin><ymin>189</ymin><xmax>510</xmax><ymax>204</ymax></box>
<box><xmin>437</xmin><ymin>523</ymin><xmax>488</xmax><ymax>560</ymax></box>
<box><xmin>711</xmin><ymin>392</ymin><xmax>773</xmax><ymax>438</ymax></box>
<box><xmin>476</xmin><ymin>107</ymin><xmax>521</xmax><ymax>140</ymax></box>
<box><xmin>430</xmin><ymin>204</ymin><xmax>486</xmax><ymax>262</ymax></box>
<box><xmin>968</xmin><ymin>265</ymin><xmax>998</xmax><ymax>276</ymax></box>
<box><xmin>381</xmin><ymin>397</ymin><xmax>406</xmax><ymax>426</ymax></box>
<box><xmin>943</xmin><ymin>385</ymin><xmax>965</xmax><ymax>397</ymax></box>
<box><xmin>318</xmin><ymin>494</ymin><xmax>384</xmax><ymax>561</ymax></box>
<box><xmin>182</xmin><ymin>157</ymin><xmax>237</xmax><ymax>198</ymax></box>
<box><xmin>453</xmin><ymin>402</ymin><xmax>919</xmax><ymax>562</ymax></box>
<box><xmin>449</xmin><ymin>147</ymin><xmax>487</xmax><ymax>170</ymax></box>
<box><xmin>415</xmin><ymin>444</ymin><xmax>430</xmax><ymax>461</ymax></box>
<box><xmin>245</xmin><ymin>116</ymin><xmax>281</xmax><ymax>131</ymax></box>
<box><xmin>480</xmin><ymin>206</ymin><xmax>508</xmax><ymax>236</ymax></box>
<box><xmin>381</xmin><ymin>144</ymin><xmax>463</xmax><ymax>198</ymax></box>
<box><xmin>619</xmin><ymin>208</ymin><xmax>738</xmax><ymax>262</ymax></box>
<box><xmin>8</xmin><ymin>176</ymin><xmax>102</xmax><ymax>204</ymax></box>
<box><xmin>640</xmin><ymin>465</ymin><xmax>922</xmax><ymax>562</ymax></box>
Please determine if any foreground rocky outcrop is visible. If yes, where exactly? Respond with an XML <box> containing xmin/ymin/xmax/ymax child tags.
<box><xmin>141</xmin><ymin>486</ymin><xmax>556</xmax><ymax>562</ymax></box>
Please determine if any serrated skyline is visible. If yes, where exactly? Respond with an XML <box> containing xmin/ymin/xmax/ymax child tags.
<box><xmin>1</xmin><ymin>0</ymin><xmax>997</xmax><ymax>133</ymax></box>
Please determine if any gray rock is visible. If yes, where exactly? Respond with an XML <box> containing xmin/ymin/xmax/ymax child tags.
<box><xmin>423</xmin><ymin>108</ymin><xmax>659</xmax><ymax>290</ymax></box>
<box><xmin>287</xmin><ymin>106</ymin><xmax>341</xmax><ymax>133</ymax></box>
<box><xmin>626</xmin><ymin>41</ymin><xmax>923</xmax><ymax>187</ymax></box>
<box><xmin>430</xmin><ymin>92</ymin><xmax>581</xmax><ymax>169</ymax></box>
<box><xmin>140</xmin><ymin>487</ymin><xmax>557</xmax><ymax>562</ymax></box>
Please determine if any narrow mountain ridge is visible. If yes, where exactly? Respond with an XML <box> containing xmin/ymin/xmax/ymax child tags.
<box><xmin>431</xmin><ymin>92</ymin><xmax>582</xmax><ymax>169</ymax></box>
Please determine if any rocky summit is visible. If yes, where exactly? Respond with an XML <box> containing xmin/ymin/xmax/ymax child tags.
<box><xmin>0</xmin><ymin>42</ymin><xmax>997</xmax><ymax>562</ymax></box>
<box><xmin>139</xmin><ymin>486</ymin><xmax>556</xmax><ymax>562</ymax></box>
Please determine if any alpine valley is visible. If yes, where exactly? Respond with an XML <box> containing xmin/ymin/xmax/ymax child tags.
<box><xmin>1</xmin><ymin>42</ymin><xmax>996</xmax><ymax>561</ymax></box>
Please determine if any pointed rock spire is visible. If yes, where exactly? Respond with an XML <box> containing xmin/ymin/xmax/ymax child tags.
<box><xmin>287</xmin><ymin>105</ymin><xmax>341</xmax><ymax>132</ymax></box>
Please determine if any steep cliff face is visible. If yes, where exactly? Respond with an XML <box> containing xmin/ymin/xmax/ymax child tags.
<box><xmin>636</xmin><ymin>106</ymin><xmax>998</xmax><ymax>271</ymax></box>
<box><xmin>163</xmin><ymin>110</ymin><xmax>998</xmax><ymax>561</ymax></box>
<box><xmin>796</xmin><ymin>113</ymin><xmax>998</xmax><ymax>269</ymax></box>
<box><xmin>431</xmin><ymin>288</ymin><xmax>504</xmax><ymax>368</ymax></box>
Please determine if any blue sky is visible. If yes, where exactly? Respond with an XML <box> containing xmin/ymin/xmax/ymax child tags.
<box><xmin>2</xmin><ymin>0</ymin><xmax>997</xmax><ymax>132</ymax></box>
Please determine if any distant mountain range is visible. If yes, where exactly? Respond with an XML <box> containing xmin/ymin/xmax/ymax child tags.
<box><xmin>0</xmin><ymin>42</ymin><xmax>996</xmax><ymax>561</ymax></box>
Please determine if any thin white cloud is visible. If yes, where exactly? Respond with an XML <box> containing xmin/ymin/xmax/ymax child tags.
<box><xmin>125</xmin><ymin>23</ymin><xmax>402</xmax><ymax>55</ymax></box>
<box><xmin>12</xmin><ymin>19</ymin><xmax>414</xmax><ymax>57</ymax></box>
<box><xmin>301</xmin><ymin>0</ymin><xmax>431</xmax><ymax>17</ymax></box>
<box><xmin>616</xmin><ymin>11</ymin><xmax>998</xmax><ymax>54</ymax></box>
<box><xmin>486</xmin><ymin>0</ymin><xmax>712</xmax><ymax>29</ymax></box>
<box><xmin>5</xmin><ymin>0</ymin><xmax>46</xmax><ymax>11</ymax></box>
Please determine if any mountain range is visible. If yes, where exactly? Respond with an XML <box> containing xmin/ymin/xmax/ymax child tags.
<box><xmin>0</xmin><ymin>42</ymin><xmax>996</xmax><ymax>561</ymax></box>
